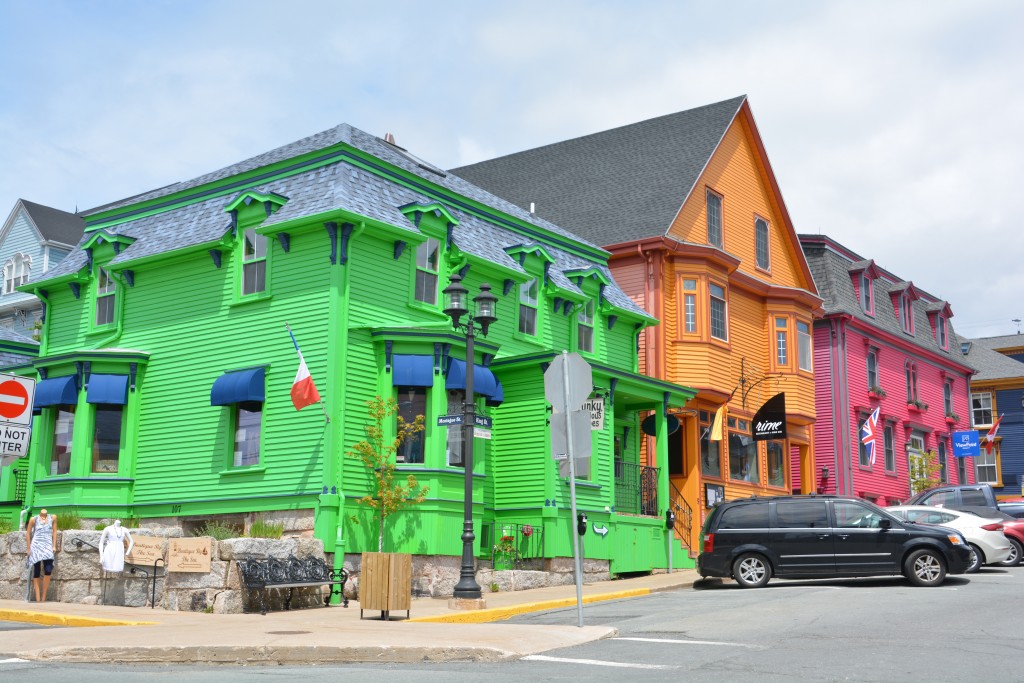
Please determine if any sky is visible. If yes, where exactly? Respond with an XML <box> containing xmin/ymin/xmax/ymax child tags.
<box><xmin>2</xmin><ymin>0</ymin><xmax>1022</xmax><ymax>339</ymax></box>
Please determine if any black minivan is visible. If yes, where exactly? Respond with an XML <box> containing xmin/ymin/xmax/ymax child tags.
<box><xmin>697</xmin><ymin>495</ymin><xmax>973</xmax><ymax>588</ymax></box>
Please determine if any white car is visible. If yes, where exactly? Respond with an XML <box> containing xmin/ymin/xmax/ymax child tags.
<box><xmin>887</xmin><ymin>505</ymin><xmax>1012</xmax><ymax>572</ymax></box>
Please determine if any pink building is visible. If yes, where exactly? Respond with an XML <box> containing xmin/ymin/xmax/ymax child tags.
<box><xmin>800</xmin><ymin>235</ymin><xmax>975</xmax><ymax>504</ymax></box>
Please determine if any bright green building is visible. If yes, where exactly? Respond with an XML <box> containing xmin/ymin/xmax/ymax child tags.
<box><xmin>9</xmin><ymin>125</ymin><xmax>695</xmax><ymax>592</ymax></box>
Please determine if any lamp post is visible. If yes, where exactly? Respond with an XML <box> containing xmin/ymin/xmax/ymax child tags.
<box><xmin>442</xmin><ymin>273</ymin><xmax>497</xmax><ymax>601</ymax></box>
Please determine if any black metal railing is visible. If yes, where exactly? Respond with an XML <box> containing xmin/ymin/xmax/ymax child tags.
<box><xmin>489</xmin><ymin>521</ymin><xmax>544</xmax><ymax>569</ymax></box>
<box><xmin>615</xmin><ymin>463</ymin><xmax>660</xmax><ymax>516</ymax></box>
<box><xmin>669</xmin><ymin>479</ymin><xmax>694</xmax><ymax>552</ymax></box>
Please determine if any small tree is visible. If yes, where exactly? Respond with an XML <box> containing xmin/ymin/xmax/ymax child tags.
<box><xmin>348</xmin><ymin>396</ymin><xmax>428</xmax><ymax>552</ymax></box>
<box><xmin>908</xmin><ymin>449</ymin><xmax>943</xmax><ymax>495</ymax></box>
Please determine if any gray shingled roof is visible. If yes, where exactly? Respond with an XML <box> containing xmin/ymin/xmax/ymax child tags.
<box><xmin>970</xmin><ymin>333</ymin><xmax>1024</xmax><ymax>354</ymax></box>
<box><xmin>19</xmin><ymin>199</ymin><xmax>85</xmax><ymax>246</ymax></box>
<box><xmin>450</xmin><ymin>96</ymin><xmax>747</xmax><ymax>246</ymax></box>
<box><xmin>40</xmin><ymin>122</ymin><xmax>649</xmax><ymax>320</ymax></box>
<box><xmin>800</xmin><ymin>235</ymin><xmax>972</xmax><ymax>367</ymax></box>
<box><xmin>959</xmin><ymin>335</ymin><xmax>1024</xmax><ymax>381</ymax></box>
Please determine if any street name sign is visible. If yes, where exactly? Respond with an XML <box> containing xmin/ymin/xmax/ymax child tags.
<box><xmin>437</xmin><ymin>414</ymin><xmax>492</xmax><ymax>428</ymax></box>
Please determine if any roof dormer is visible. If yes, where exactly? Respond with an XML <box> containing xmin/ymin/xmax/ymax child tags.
<box><xmin>889</xmin><ymin>281</ymin><xmax>922</xmax><ymax>336</ymax></box>
<box><xmin>848</xmin><ymin>259</ymin><xmax>881</xmax><ymax>315</ymax></box>
<box><xmin>925</xmin><ymin>300</ymin><xmax>954</xmax><ymax>351</ymax></box>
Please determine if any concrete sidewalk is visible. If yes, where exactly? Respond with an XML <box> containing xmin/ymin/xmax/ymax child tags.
<box><xmin>0</xmin><ymin>569</ymin><xmax>699</xmax><ymax>664</ymax></box>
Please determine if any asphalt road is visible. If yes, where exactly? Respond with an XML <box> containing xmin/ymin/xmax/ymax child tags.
<box><xmin>1</xmin><ymin>567</ymin><xmax>1021</xmax><ymax>682</ymax></box>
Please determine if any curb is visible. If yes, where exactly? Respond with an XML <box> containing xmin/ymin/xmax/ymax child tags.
<box><xmin>408</xmin><ymin>587</ymin><xmax>652</xmax><ymax>623</ymax></box>
<box><xmin>0</xmin><ymin>608</ymin><xmax>156</xmax><ymax>628</ymax></box>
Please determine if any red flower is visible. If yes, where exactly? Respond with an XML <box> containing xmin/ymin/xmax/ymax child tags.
<box><xmin>521</xmin><ymin>524</ymin><xmax>534</xmax><ymax>537</ymax></box>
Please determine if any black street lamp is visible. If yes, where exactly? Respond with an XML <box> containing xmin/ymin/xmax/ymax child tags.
<box><xmin>442</xmin><ymin>273</ymin><xmax>497</xmax><ymax>601</ymax></box>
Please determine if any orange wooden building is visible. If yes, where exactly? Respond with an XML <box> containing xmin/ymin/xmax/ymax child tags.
<box><xmin>455</xmin><ymin>96</ymin><xmax>823</xmax><ymax>552</ymax></box>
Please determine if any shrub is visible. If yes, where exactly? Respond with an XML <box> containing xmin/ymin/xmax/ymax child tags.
<box><xmin>248</xmin><ymin>516</ymin><xmax>284</xmax><ymax>539</ymax></box>
<box><xmin>55</xmin><ymin>508</ymin><xmax>83</xmax><ymax>531</ymax></box>
<box><xmin>0</xmin><ymin>518</ymin><xmax>13</xmax><ymax>534</ymax></box>
<box><xmin>193</xmin><ymin>520</ymin><xmax>241</xmax><ymax>540</ymax></box>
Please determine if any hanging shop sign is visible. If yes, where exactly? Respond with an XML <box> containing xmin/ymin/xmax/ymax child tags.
<box><xmin>583</xmin><ymin>397</ymin><xmax>604</xmax><ymax>430</ymax></box>
<box><xmin>952</xmin><ymin>430</ymin><xmax>980</xmax><ymax>457</ymax></box>
<box><xmin>752</xmin><ymin>392</ymin><xmax>787</xmax><ymax>441</ymax></box>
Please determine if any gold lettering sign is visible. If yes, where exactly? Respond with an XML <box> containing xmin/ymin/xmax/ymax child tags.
<box><xmin>126</xmin><ymin>535</ymin><xmax>164</xmax><ymax>566</ymax></box>
<box><xmin>167</xmin><ymin>537</ymin><xmax>213</xmax><ymax>573</ymax></box>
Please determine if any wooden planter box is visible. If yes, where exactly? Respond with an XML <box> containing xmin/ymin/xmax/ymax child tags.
<box><xmin>359</xmin><ymin>552</ymin><xmax>412</xmax><ymax>621</ymax></box>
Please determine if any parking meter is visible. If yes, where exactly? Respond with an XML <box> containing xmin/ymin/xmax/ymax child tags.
<box><xmin>577</xmin><ymin>512</ymin><xmax>588</xmax><ymax>536</ymax></box>
<box><xmin>666</xmin><ymin>508</ymin><xmax>676</xmax><ymax>529</ymax></box>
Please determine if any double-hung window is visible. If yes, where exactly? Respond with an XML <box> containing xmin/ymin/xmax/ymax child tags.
<box><xmin>755</xmin><ymin>218</ymin><xmax>770</xmax><ymax>270</ymax></box>
<box><xmin>519</xmin><ymin>279</ymin><xmax>538</xmax><ymax>336</ymax></box>
<box><xmin>883</xmin><ymin>424</ymin><xmax>895</xmax><ymax>472</ymax></box>
<box><xmin>937</xmin><ymin>440</ymin><xmax>948</xmax><ymax>483</ymax></box>
<box><xmin>797</xmin><ymin>321</ymin><xmax>812</xmax><ymax>371</ymax></box>
<box><xmin>234</xmin><ymin>406</ymin><xmax>262</xmax><ymax>467</ymax></box>
<box><xmin>858</xmin><ymin>417</ymin><xmax>871</xmax><ymax>466</ymax></box>
<box><xmin>577</xmin><ymin>299</ymin><xmax>594</xmax><ymax>353</ymax></box>
<box><xmin>706</xmin><ymin>189</ymin><xmax>723</xmax><ymax>248</ymax></box>
<box><xmin>976</xmin><ymin>447</ymin><xmax>998</xmax><ymax>484</ymax></box>
<box><xmin>906</xmin><ymin>362</ymin><xmax>918</xmax><ymax>403</ymax></box>
<box><xmin>944</xmin><ymin>381</ymin><xmax>954</xmax><ymax>416</ymax></box>
<box><xmin>682</xmin><ymin>279</ymin><xmax>697</xmax><ymax>333</ymax></box>
<box><xmin>900</xmin><ymin>292</ymin><xmax>914</xmax><ymax>334</ymax></box>
<box><xmin>709</xmin><ymin>283</ymin><xmax>728</xmax><ymax>341</ymax></box>
<box><xmin>242</xmin><ymin>228</ymin><xmax>267</xmax><ymax>296</ymax></box>
<box><xmin>937</xmin><ymin>315</ymin><xmax>948</xmax><ymax>349</ymax></box>
<box><xmin>867</xmin><ymin>349</ymin><xmax>879</xmax><ymax>390</ymax></box>
<box><xmin>95</xmin><ymin>268</ymin><xmax>116</xmax><ymax>326</ymax></box>
<box><xmin>414</xmin><ymin>238</ymin><xmax>440</xmax><ymax>305</ymax></box>
<box><xmin>775</xmin><ymin>317</ymin><xmax>788</xmax><ymax>366</ymax></box>
<box><xmin>971</xmin><ymin>392</ymin><xmax>992</xmax><ymax>426</ymax></box>
<box><xmin>860</xmin><ymin>273</ymin><xmax>873</xmax><ymax>314</ymax></box>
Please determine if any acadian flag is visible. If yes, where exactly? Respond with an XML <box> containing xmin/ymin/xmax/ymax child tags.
<box><xmin>983</xmin><ymin>414</ymin><xmax>1004</xmax><ymax>455</ymax></box>
<box><xmin>862</xmin><ymin>406</ymin><xmax>881</xmax><ymax>465</ymax></box>
<box><xmin>286</xmin><ymin>323</ymin><xmax>321</xmax><ymax>411</ymax></box>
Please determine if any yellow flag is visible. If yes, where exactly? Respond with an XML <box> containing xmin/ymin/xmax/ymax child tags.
<box><xmin>710</xmin><ymin>404</ymin><xmax>726</xmax><ymax>441</ymax></box>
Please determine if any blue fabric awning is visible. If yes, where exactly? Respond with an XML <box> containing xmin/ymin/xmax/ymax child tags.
<box><xmin>34</xmin><ymin>375</ymin><xmax>78</xmax><ymax>408</ymax></box>
<box><xmin>446</xmin><ymin>359</ymin><xmax>502</xmax><ymax>403</ymax></box>
<box><xmin>486</xmin><ymin>378</ymin><xmax>504</xmax><ymax>407</ymax></box>
<box><xmin>392</xmin><ymin>355</ymin><xmax>434</xmax><ymax>387</ymax></box>
<box><xmin>211</xmin><ymin>367</ymin><xmax>265</xmax><ymax>406</ymax></box>
<box><xmin>87</xmin><ymin>374</ymin><xmax>129</xmax><ymax>405</ymax></box>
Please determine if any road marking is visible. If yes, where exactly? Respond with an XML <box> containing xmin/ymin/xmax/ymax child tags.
<box><xmin>523</xmin><ymin>655</ymin><xmax>677</xmax><ymax>669</ymax></box>
<box><xmin>0</xmin><ymin>658</ymin><xmax>29</xmax><ymax>663</ymax></box>
<box><xmin>617</xmin><ymin>637</ymin><xmax>764</xmax><ymax>649</ymax></box>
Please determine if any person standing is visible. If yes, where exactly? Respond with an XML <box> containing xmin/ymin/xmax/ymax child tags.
<box><xmin>26</xmin><ymin>509</ymin><xmax>58</xmax><ymax>602</ymax></box>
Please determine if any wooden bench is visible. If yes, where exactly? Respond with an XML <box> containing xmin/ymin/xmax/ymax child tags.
<box><xmin>236</xmin><ymin>555</ymin><xmax>349</xmax><ymax>615</ymax></box>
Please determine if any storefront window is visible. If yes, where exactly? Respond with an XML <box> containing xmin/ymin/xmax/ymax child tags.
<box><xmin>700</xmin><ymin>410</ymin><xmax>721</xmax><ymax>478</ymax></box>
<box><xmin>729</xmin><ymin>419</ymin><xmax>760</xmax><ymax>483</ymax></box>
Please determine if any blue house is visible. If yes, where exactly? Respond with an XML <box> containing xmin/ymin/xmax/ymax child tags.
<box><xmin>0</xmin><ymin>199</ymin><xmax>83</xmax><ymax>341</ymax></box>
<box><xmin>961</xmin><ymin>334</ymin><xmax>1024</xmax><ymax>497</ymax></box>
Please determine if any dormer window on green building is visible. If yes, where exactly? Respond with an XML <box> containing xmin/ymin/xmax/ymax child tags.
<box><xmin>519</xmin><ymin>278</ymin><xmax>539</xmax><ymax>336</ymax></box>
<box><xmin>415</xmin><ymin>238</ymin><xmax>441</xmax><ymax>305</ymax></box>
<box><xmin>242</xmin><ymin>228</ymin><xmax>267</xmax><ymax>296</ymax></box>
<box><xmin>578</xmin><ymin>299</ymin><xmax>595</xmax><ymax>352</ymax></box>
<box><xmin>96</xmin><ymin>267</ymin><xmax>116</xmax><ymax>326</ymax></box>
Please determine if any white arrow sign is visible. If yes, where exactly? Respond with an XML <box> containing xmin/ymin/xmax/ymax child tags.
<box><xmin>593</xmin><ymin>523</ymin><xmax>609</xmax><ymax>537</ymax></box>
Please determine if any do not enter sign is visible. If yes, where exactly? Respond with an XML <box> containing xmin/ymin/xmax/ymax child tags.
<box><xmin>0</xmin><ymin>374</ymin><xmax>35</xmax><ymax>426</ymax></box>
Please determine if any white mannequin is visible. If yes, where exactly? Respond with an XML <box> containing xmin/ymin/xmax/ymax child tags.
<box><xmin>98</xmin><ymin>520</ymin><xmax>134</xmax><ymax>573</ymax></box>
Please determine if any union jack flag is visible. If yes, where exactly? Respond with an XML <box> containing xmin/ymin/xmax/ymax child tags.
<box><xmin>861</xmin><ymin>407</ymin><xmax>881</xmax><ymax>465</ymax></box>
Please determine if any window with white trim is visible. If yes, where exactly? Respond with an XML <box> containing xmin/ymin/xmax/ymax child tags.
<box><xmin>3</xmin><ymin>253</ymin><xmax>31</xmax><ymax>294</ymax></box>
<box><xmin>797</xmin><ymin>321</ymin><xmax>812</xmax><ymax>371</ymax></box>
<box><xmin>975</xmin><ymin>448</ymin><xmax>998</xmax><ymax>484</ymax></box>
<box><xmin>242</xmin><ymin>228</ymin><xmax>267</xmax><ymax>296</ymax></box>
<box><xmin>414</xmin><ymin>238</ymin><xmax>440</xmax><ymax>305</ymax></box>
<box><xmin>95</xmin><ymin>268</ymin><xmax>116</xmax><ymax>326</ymax></box>
<box><xmin>706</xmin><ymin>189</ymin><xmax>723</xmax><ymax>248</ymax></box>
<box><xmin>971</xmin><ymin>392</ymin><xmax>992</xmax><ymax>426</ymax></box>
<box><xmin>518</xmin><ymin>278</ymin><xmax>538</xmax><ymax>336</ymax></box>
<box><xmin>683</xmin><ymin>279</ymin><xmax>697</xmax><ymax>333</ymax></box>
<box><xmin>755</xmin><ymin>218</ymin><xmax>769</xmax><ymax>270</ymax></box>
<box><xmin>709</xmin><ymin>283</ymin><xmax>728</xmax><ymax>341</ymax></box>
<box><xmin>577</xmin><ymin>299</ymin><xmax>594</xmax><ymax>353</ymax></box>
<box><xmin>775</xmin><ymin>316</ymin><xmax>788</xmax><ymax>366</ymax></box>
